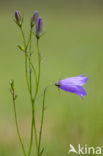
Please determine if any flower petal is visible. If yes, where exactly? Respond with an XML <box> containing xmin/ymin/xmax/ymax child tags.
<box><xmin>79</xmin><ymin>73</ymin><xmax>86</xmax><ymax>77</ymax></box>
<box><xmin>59</xmin><ymin>75</ymin><xmax>88</xmax><ymax>86</ymax></box>
<box><xmin>59</xmin><ymin>84</ymin><xmax>87</xmax><ymax>99</ymax></box>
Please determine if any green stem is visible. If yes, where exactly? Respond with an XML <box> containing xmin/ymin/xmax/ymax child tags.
<box><xmin>28</xmin><ymin>28</ymin><xmax>34</xmax><ymax>156</ymax></box>
<box><xmin>20</xmin><ymin>26</ymin><xmax>38</xmax><ymax>156</ymax></box>
<box><xmin>11</xmin><ymin>26</ymin><xmax>28</xmax><ymax>156</ymax></box>
<box><xmin>32</xmin><ymin>38</ymin><xmax>41</xmax><ymax>156</ymax></box>
<box><xmin>20</xmin><ymin>27</ymin><xmax>30</xmax><ymax>93</ymax></box>
<box><xmin>25</xmin><ymin>52</ymin><xmax>37</xmax><ymax>85</ymax></box>
<box><xmin>28</xmin><ymin>29</ymin><xmax>40</xmax><ymax>156</ymax></box>
<box><xmin>38</xmin><ymin>84</ymin><xmax>54</xmax><ymax>156</ymax></box>
<box><xmin>29</xmin><ymin>30</ymin><xmax>32</xmax><ymax>95</ymax></box>
<box><xmin>25</xmin><ymin>54</ymin><xmax>30</xmax><ymax>93</ymax></box>
<box><xmin>37</xmin><ymin>39</ymin><xmax>41</xmax><ymax>91</ymax></box>
<box><xmin>28</xmin><ymin>102</ymin><xmax>34</xmax><ymax>156</ymax></box>
<box><xmin>20</xmin><ymin>27</ymin><xmax>41</xmax><ymax>156</ymax></box>
<box><xmin>29</xmin><ymin>93</ymin><xmax>39</xmax><ymax>155</ymax></box>
<box><xmin>30</xmin><ymin>61</ymin><xmax>37</xmax><ymax>85</ymax></box>
<box><xmin>13</xmin><ymin>96</ymin><xmax>26</xmax><ymax>156</ymax></box>
<box><xmin>20</xmin><ymin>27</ymin><xmax>33</xmax><ymax>156</ymax></box>
<box><xmin>21</xmin><ymin>27</ymin><xmax>26</xmax><ymax>47</ymax></box>
<box><xmin>33</xmin><ymin>95</ymin><xmax>38</xmax><ymax>148</ymax></box>
<box><xmin>38</xmin><ymin>88</ymin><xmax>47</xmax><ymax>156</ymax></box>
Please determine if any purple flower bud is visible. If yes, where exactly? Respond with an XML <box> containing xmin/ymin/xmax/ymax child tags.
<box><xmin>15</xmin><ymin>11</ymin><xmax>22</xmax><ymax>27</ymax></box>
<box><xmin>31</xmin><ymin>11</ymin><xmax>39</xmax><ymax>27</ymax></box>
<box><xmin>55</xmin><ymin>73</ymin><xmax>88</xmax><ymax>100</ymax></box>
<box><xmin>36</xmin><ymin>16</ymin><xmax>43</xmax><ymax>39</ymax></box>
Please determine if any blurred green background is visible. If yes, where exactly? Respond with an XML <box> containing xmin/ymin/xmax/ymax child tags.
<box><xmin>0</xmin><ymin>0</ymin><xmax>103</xmax><ymax>155</ymax></box>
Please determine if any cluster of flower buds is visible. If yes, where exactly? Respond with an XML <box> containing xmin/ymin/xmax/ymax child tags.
<box><xmin>15</xmin><ymin>10</ymin><xmax>43</xmax><ymax>39</ymax></box>
<box><xmin>31</xmin><ymin>11</ymin><xmax>43</xmax><ymax>39</ymax></box>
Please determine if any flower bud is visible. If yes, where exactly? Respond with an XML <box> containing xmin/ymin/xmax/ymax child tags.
<box><xmin>31</xmin><ymin>11</ymin><xmax>39</xmax><ymax>28</ymax></box>
<box><xmin>36</xmin><ymin>16</ymin><xmax>43</xmax><ymax>39</ymax></box>
<box><xmin>15</xmin><ymin>11</ymin><xmax>22</xmax><ymax>27</ymax></box>
<box><xmin>18</xmin><ymin>45</ymin><xmax>24</xmax><ymax>51</ymax></box>
<box><xmin>10</xmin><ymin>80</ymin><xmax>14</xmax><ymax>90</ymax></box>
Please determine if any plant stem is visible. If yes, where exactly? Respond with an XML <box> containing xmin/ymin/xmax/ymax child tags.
<box><xmin>25</xmin><ymin>54</ymin><xmax>30</xmax><ymax>92</ymax></box>
<box><xmin>20</xmin><ymin>27</ymin><xmax>33</xmax><ymax>156</ymax></box>
<box><xmin>20</xmin><ymin>27</ymin><xmax>41</xmax><ymax>156</ymax></box>
<box><xmin>20</xmin><ymin>27</ymin><xmax>30</xmax><ymax>93</ymax></box>
<box><xmin>32</xmin><ymin>38</ymin><xmax>41</xmax><ymax>156</ymax></box>
<box><xmin>21</xmin><ymin>27</ymin><xmax>26</xmax><ymax>47</ymax></box>
<box><xmin>38</xmin><ymin>88</ymin><xmax>47</xmax><ymax>156</ymax></box>
<box><xmin>12</xmin><ymin>94</ymin><xmax>26</xmax><ymax>156</ymax></box>
<box><xmin>37</xmin><ymin>39</ymin><xmax>41</xmax><ymax>92</ymax></box>
<box><xmin>29</xmin><ymin>28</ymin><xmax>32</xmax><ymax>95</ymax></box>
<box><xmin>38</xmin><ymin>84</ymin><xmax>54</xmax><ymax>156</ymax></box>
<box><xmin>28</xmin><ymin>28</ymin><xmax>34</xmax><ymax>156</ymax></box>
<box><xmin>28</xmin><ymin>101</ymin><xmax>34</xmax><ymax>156</ymax></box>
<box><xmin>28</xmin><ymin>29</ymin><xmax>40</xmax><ymax>156</ymax></box>
<box><xmin>11</xmin><ymin>26</ymin><xmax>27</xmax><ymax>156</ymax></box>
<box><xmin>20</xmin><ymin>26</ymin><xmax>38</xmax><ymax>156</ymax></box>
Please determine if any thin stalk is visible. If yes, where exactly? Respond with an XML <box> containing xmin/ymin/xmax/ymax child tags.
<box><xmin>38</xmin><ymin>84</ymin><xmax>54</xmax><ymax>156</ymax></box>
<box><xmin>25</xmin><ymin>54</ymin><xmax>30</xmax><ymax>93</ymax></box>
<box><xmin>29</xmin><ymin>28</ymin><xmax>32</xmax><ymax>95</ymax></box>
<box><xmin>24</xmin><ymin>46</ymin><xmax>37</xmax><ymax>85</ymax></box>
<box><xmin>38</xmin><ymin>88</ymin><xmax>47</xmax><ymax>156</ymax></box>
<box><xmin>20</xmin><ymin>27</ymin><xmax>30</xmax><ymax>93</ymax></box>
<box><xmin>21</xmin><ymin>27</ymin><xmax>26</xmax><ymax>47</ymax></box>
<box><xmin>33</xmin><ymin>97</ymin><xmax>39</xmax><ymax>154</ymax></box>
<box><xmin>11</xmin><ymin>26</ymin><xmax>28</xmax><ymax>156</ymax></box>
<box><xmin>20</xmin><ymin>26</ymin><xmax>38</xmax><ymax>156</ymax></box>
<box><xmin>20</xmin><ymin>27</ymin><xmax>41</xmax><ymax>156</ymax></box>
<box><xmin>30</xmin><ymin>61</ymin><xmax>37</xmax><ymax>85</ymax></box>
<box><xmin>37</xmin><ymin>39</ymin><xmax>41</xmax><ymax>92</ymax></box>
<box><xmin>20</xmin><ymin>27</ymin><xmax>33</xmax><ymax>156</ymax></box>
<box><xmin>28</xmin><ymin>102</ymin><xmax>34</xmax><ymax>156</ymax></box>
<box><xmin>28</xmin><ymin>28</ymin><xmax>34</xmax><ymax>156</ymax></box>
<box><xmin>32</xmin><ymin>38</ymin><xmax>41</xmax><ymax>156</ymax></box>
<box><xmin>29</xmin><ymin>92</ymin><xmax>39</xmax><ymax>156</ymax></box>
<box><xmin>28</xmin><ymin>29</ymin><xmax>40</xmax><ymax>156</ymax></box>
<box><xmin>12</xmin><ymin>95</ymin><xmax>26</xmax><ymax>156</ymax></box>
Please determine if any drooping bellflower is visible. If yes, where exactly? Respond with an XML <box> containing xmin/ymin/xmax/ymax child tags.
<box><xmin>55</xmin><ymin>73</ymin><xmax>88</xmax><ymax>99</ymax></box>
<box><xmin>36</xmin><ymin>16</ymin><xmax>43</xmax><ymax>39</ymax></box>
